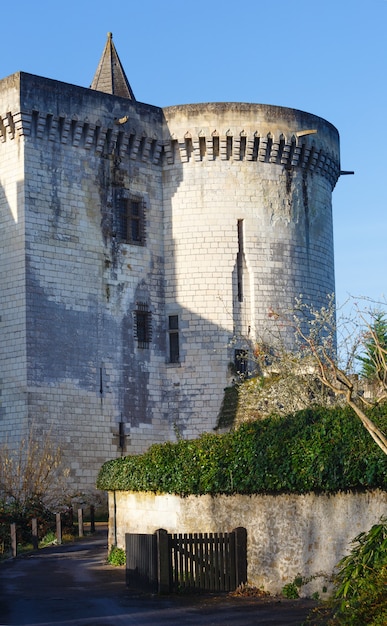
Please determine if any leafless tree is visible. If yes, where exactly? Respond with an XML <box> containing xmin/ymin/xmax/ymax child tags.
<box><xmin>264</xmin><ymin>295</ymin><xmax>387</xmax><ymax>455</ymax></box>
<box><xmin>0</xmin><ymin>427</ymin><xmax>70</xmax><ymax>514</ymax></box>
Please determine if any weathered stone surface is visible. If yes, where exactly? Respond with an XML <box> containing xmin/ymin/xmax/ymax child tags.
<box><xmin>109</xmin><ymin>489</ymin><xmax>387</xmax><ymax>595</ymax></box>
<box><xmin>0</xmin><ymin>67</ymin><xmax>340</xmax><ymax>494</ymax></box>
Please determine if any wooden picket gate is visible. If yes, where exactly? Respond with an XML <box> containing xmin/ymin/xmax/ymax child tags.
<box><xmin>125</xmin><ymin>527</ymin><xmax>247</xmax><ymax>593</ymax></box>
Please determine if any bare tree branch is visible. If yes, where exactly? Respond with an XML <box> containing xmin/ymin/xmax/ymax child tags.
<box><xmin>274</xmin><ymin>296</ymin><xmax>387</xmax><ymax>456</ymax></box>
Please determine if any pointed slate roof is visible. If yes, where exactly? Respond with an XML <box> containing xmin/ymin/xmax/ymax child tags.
<box><xmin>90</xmin><ymin>32</ymin><xmax>135</xmax><ymax>100</ymax></box>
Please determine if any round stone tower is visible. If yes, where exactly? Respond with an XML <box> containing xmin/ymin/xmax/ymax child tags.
<box><xmin>0</xmin><ymin>33</ymin><xmax>344</xmax><ymax>495</ymax></box>
<box><xmin>161</xmin><ymin>102</ymin><xmax>340</xmax><ymax>434</ymax></box>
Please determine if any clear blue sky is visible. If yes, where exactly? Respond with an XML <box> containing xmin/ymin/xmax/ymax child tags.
<box><xmin>1</xmin><ymin>0</ymin><xmax>386</xmax><ymax>309</ymax></box>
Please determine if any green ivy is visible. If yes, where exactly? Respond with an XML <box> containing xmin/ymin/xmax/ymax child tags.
<box><xmin>97</xmin><ymin>405</ymin><xmax>387</xmax><ymax>495</ymax></box>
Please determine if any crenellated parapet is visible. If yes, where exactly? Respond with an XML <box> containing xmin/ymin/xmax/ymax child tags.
<box><xmin>0</xmin><ymin>109</ymin><xmax>165</xmax><ymax>166</ymax></box>
<box><xmin>164</xmin><ymin>102</ymin><xmax>341</xmax><ymax>188</ymax></box>
<box><xmin>0</xmin><ymin>108</ymin><xmax>340</xmax><ymax>187</ymax></box>
<box><xmin>173</xmin><ymin>128</ymin><xmax>340</xmax><ymax>187</ymax></box>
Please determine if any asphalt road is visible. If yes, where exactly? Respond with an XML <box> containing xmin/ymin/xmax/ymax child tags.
<box><xmin>0</xmin><ymin>528</ymin><xmax>316</xmax><ymax>625</ymax></box>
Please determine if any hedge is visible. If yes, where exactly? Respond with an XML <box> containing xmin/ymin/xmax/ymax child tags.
<box><xmin>97</xmin><ymin>405</ymin><xmax>387</xmax><ymax>495</ymax></box>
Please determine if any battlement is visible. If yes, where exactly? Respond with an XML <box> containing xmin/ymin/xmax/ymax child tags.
<box><xmin>0</xmin><ymin>107</ymin><xmax>340</xmax><ymax>187</ymax></box>
<box><xmin>172</xmin><ymin>130</ymin><xmax>340</xmax><ymax>187</ymax></box>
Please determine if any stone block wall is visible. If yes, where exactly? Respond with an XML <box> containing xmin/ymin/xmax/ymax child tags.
<box><xmin>0</xmin><ymin>72</ymin><xmax>341</xmax><ymax>494</ymax></box>
<box><xmin>109</xmin><ymin>489</ymin><xmax>387</xmax><ymax>596</ymax></box>
<box><xmin>0</xmin><ymin>75</ymin><xmax>28</xmax><ymax>444</ymax></box>
<box><xmin>18</xmin><ymin>75</ymin><xmax>172</xmax><ymax>487</ymax></box>
<box><xmin>162</xmin><ymin>103</ymin><xmax>338</xmax><ymax>436</ymax></box>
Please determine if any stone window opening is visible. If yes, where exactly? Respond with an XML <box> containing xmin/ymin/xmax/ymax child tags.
<box><xmin>234</xmin><ymin>349</ymin><xmax>248</xmax><ymax>377</ymax></box>
<box><xmin>134</xmin><ymin>303</ymin><xmax>152</xmax><ymax>348</ymax></box>
<box><xmin>237</xmin><ymin>219</ymin><xmax>244</xmax><ymax>302</ymax></box>
<box><xmin>168</xmin><ymin>315</ymin><xmax>180</xmax><ymax>363</ymax></box>
<box><xmin>117</xmin><ymin>196</ymin><xmax>146</xmax><ymax>245</ymax></box>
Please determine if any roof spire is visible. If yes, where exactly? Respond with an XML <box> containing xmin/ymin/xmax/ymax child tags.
<box><xmin>90</xmin><ymin>32</ymin><xmax>135</xmax><ymax>100</ymax></box>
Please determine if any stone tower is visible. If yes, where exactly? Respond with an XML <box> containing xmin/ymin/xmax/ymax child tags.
<box><xmin>0</xmin><ymin>34</ymin><xmax>340</xmax><ymax>494</ymax></box>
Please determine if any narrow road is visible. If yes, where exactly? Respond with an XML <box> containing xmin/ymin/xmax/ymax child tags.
<box><xmin>0</xmin><ymin>529</ymin><xmax>316</xmax><ymax>625</ymax></box>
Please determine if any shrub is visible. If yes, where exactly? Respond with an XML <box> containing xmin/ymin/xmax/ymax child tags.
<box><xmin>108</xmin><ymin>546</ymin><xmax>126</xmax><ymax>566</ymax></box>
<box><xmin>328</xmin><ymin>518</ymin><xmax>387</xmax><ymax>624</ymax></box>
<box><xmin>282</xmin><ymin>582</ymin><xmax>299</xmax><ymax>599</ymax></box>
<box><xmin>307</xmin><ymin>519</ymin><xmax>387</xmax><ymax>624</ymax></box>
<box><xmin>0</xmin><ymin>499</ymin><xmax>56</xmax><ymax>551</ymax></box>
<box><xmin>97</xmin><ymin>405</ymin><xmax>387</xmax><ymax>495</ymax></box>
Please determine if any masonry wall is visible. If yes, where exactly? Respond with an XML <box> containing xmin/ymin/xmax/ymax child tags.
<box><xmin>109</xmin><ymin>489</ymin><xmax>387</xmax><ymax>596</ymax></box>
<box><xmin>0</xmin><ymin>74</ymin><xmax>28</xmax><ymax>444</ymax></box>
<box><xmin>18</xmin><ymin>74</ymin><xmax>172</xmax><ymax>489</ymax></box>
<box><xmin>162</xmin><ymin>103</ymin><xmax>339</xmax><ymax>437</ymax></box>
<box><xmin>0</xmin><ymin>72</ymin><xmax>341</xmax><ymax>495</ymax></box>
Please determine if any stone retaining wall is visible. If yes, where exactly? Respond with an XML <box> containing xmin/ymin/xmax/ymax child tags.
<box><xmin>109</xmin><ymin>489</ymin><xmax>387</xmax><ymax>595</ymax></box>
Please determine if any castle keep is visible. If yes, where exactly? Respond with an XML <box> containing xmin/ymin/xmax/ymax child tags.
<box><xmin>0</xmin><ymin>34</ymin><xmax>341</xmax><ymax>492</ymax></box>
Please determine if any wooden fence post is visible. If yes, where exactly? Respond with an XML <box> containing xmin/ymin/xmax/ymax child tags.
<box><xmin>90</xmin><ymin>505</ymin><xmax>95</xmax><ymax>533</ymax></box>
<box><xmin>10</xmin><ymin>523</ymin><xmax>17</xmax><ymax>557</ymax></box>
<box><xmin>156</xmin><ymin>528</ymin><xmax>170</xmax><ymax>594</ymax></box>
<box><xmin>31</xmin><ymin>518</ymin><xmax>38</xmax><ymax>550</ymax></box>
<box><xmin>77</xmin><ymin>508</ymin><xmax>84</xmax><ymax>538</ymax></box>
<box><xmin>56</xmin><ymin>513</ymin><xmax>62</xmax><ymax>545</ymax></box>
<box><xmin>234</xmin><ymin>527</ymin><xmax>247</xmax><ymax>587</ymax></box>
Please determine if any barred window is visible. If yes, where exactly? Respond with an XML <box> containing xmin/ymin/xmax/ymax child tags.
<box><xmin>117</xmin><ymin>197</ymin><xmax>146</xmax><ymax>245</ymax></box>
<box><xmin>134</xmin><ymin>303</ymin><xmax>152</xmax><ymax>348</ymax></box>
<box><xmin>234</xmin><ymin>349</ymin><xmax>248</xmax><ymax>377</ymax></box>
<box><xmin>168</xmin><ymin>315</ymin><xmax>179</xmax><ymax>363</ymax></box>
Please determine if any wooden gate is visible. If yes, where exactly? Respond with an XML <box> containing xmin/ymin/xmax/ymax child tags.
<box><xmin>125</xmin><ymin>533</ymin><xmax>158</xmax><ymax>591</ymax></box>
<box><xmin>126</xmin><ymin>527</ymin><xmax>247</xmax><ymax>593</ymax></box>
